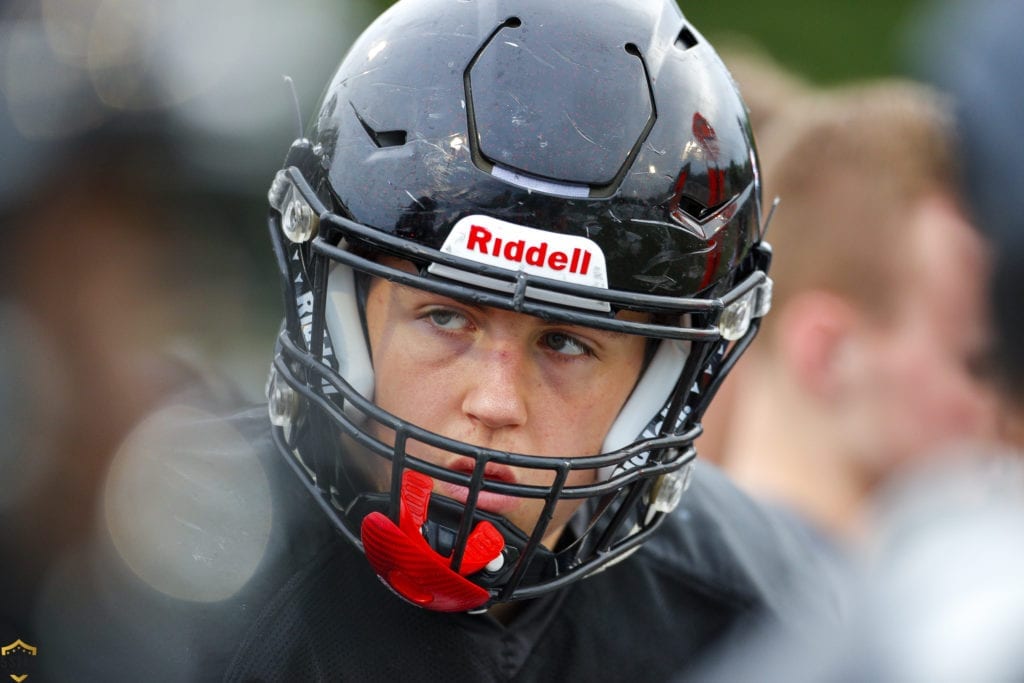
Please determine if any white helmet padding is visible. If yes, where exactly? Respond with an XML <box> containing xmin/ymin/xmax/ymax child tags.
<box><xmin>601</xmin><ymin>339</ymin><xmax>688</xmax><ymax>453</ymax></box>
<box><xmin>324</xmin><ymin>261</ymin><xmax>374</xmax><ymax>402</ymax></box>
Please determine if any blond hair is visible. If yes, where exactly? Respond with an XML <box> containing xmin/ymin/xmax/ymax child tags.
<box><xmin>758</xmin><ymin>80</ymin><xmax>959</xmax><ymax>328</ymax></box>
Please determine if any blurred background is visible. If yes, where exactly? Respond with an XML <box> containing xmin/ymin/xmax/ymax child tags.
<box><xmin>686</xmin><ymin>0</ymin><xmax>929</xmax><ymax>84</ymax></box>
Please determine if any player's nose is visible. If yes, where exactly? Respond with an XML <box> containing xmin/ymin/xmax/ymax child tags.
<box><xmin>460</xmin><ymin>343</ymin><xmax>529</xmax><ymax>431</ymax></box>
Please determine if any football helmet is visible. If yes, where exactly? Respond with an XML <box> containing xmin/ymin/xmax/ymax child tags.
<box><xmin>266</xmin><ymin>0</ymin><xmax>772</xmax><ymax>612</ymax></box>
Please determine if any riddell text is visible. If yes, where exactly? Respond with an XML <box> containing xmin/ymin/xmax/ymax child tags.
<box><xmin>466</xmin><ymin>225</ymin><xmax>592</xmax><ymax>275</ymax></box>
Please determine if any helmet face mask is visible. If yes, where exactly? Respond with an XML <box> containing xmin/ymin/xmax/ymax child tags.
<box><xmin>265</xmin><ymin>0</ymin><xmax>772</xmax><ymax>612</ymax></box>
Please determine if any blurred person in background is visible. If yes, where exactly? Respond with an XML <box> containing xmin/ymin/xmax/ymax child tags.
<box><xmin>829</xmin><ymin>0</ymin><xmax>1024</xmax><ymax>677</ymax></box>
<box><xmin>0</xmin><ymin>116</ymin><xmax>214</xmax><ymax>638</ymax></box>
<box><xmin>0</xmin><ymin>0</ymin><xmax>368</xmax><ymax>670</ymax></box>
<box><xmin>686</xmin><ymin>1</ymin><xmax>1024</xmax><ymax>680</ymax></box>
<box><xmin>700</xmin><ymin>79</ymin><xmax>1000</xmax><ymax>542</ymax></box>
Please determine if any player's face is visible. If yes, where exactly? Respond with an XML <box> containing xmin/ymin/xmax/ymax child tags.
<box><xmin>363</xmin><ymin>257</ymin><xmax>648</xmax><ymax>547</ymax></box>
<box><xmin>848</xmin><ymin>196</ymin><xmax>999</xmax><ymax>472</ymax></box>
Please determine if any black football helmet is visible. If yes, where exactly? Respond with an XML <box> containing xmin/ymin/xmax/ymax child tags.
<box><xmin>266</xmin><ymin>0</ymin><xmax>772</xmax><ymax>612</ymax></box>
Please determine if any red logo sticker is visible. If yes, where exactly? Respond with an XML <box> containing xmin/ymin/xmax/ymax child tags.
<box><xmin>436</xmin><ymin>215</ymin><xmax>607</xmax><ymax>287</ymax></box>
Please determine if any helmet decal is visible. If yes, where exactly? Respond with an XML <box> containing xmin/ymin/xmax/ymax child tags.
<box><xmin>429</xmin><ymin>215</ymin><xmax>609</xmax><ymax>311</ymax></box>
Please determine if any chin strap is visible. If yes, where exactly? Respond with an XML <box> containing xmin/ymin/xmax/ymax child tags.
<box><xmin>361</xmin><ymin>471</ymin><xmax>505</xmax><ymax>612</ymax></box>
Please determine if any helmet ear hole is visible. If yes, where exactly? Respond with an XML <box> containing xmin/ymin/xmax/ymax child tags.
<box><xmin>325</xmin><ymin>261</ymin><xmax>375</xmax><ymax>401</ymax></box>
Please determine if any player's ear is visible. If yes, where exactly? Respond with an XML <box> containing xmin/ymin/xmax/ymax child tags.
<box><xmin>776</xmin><ymin>290</ymin><xmax>863</xmax><ymax>403</ymax></box>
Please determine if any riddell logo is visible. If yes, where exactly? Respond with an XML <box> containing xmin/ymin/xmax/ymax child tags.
<box><xmin>465</xmin><ymin>224</ymin><xmax>593</xmax><ymax>275</ymax></box>
<box><xmin>435</xmin><ymin>215</ymin><xmax>608</xmax><ymax>292</ymax></box>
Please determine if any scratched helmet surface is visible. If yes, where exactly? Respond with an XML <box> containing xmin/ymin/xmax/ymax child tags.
<box><xmin>266</xmin><ymin>0</ymin><xmax>772</xmax><ymax>612</ymax></box>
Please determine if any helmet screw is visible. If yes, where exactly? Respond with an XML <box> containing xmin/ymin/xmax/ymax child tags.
<box><xmin>282</xmin><ymin>195</ymin><xmax>318</xmax><ymax>243</ymax></box>
<box><xmin>267</xmin><ymin>365</ymin><xmax>299</xmax><ymax>427</ymax></box>
<box><xmin>648</xmin><ymin>465</ymin><xmax>692</xmax><ymax>515</ymax></box>
<box><xmin>718</xmin><ymin>295</ymin><xmax>752</xmax><ymax>341</ymax></box>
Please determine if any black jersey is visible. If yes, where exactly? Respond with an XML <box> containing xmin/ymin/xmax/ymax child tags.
<box><xmin>19</xmin><ymin>403</ymin><xmax>842</xmax><ymax>682</ymax></box>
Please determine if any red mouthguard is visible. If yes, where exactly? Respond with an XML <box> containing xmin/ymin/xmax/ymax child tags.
<box><xmin>361</xmin><ymin>470</ymin><xmax>505</xmax><ymax>612</ymax></box>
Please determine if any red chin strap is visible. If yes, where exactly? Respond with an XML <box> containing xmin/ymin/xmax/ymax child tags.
<box><xmin>361</xmin><ymin>470</ymin><xmax>505</xmax><ymax>612</ymax></box>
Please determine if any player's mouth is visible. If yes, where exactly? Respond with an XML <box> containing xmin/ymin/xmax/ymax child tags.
<box><xmin>436</xmin><ymin>460</ymin><xmax>521</xmax><ymax>515</ymax></box>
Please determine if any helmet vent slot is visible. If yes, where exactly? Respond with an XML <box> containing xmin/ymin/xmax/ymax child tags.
<box><xmin>352</xmin><ymin>103</ymin><xmax>407</xmax><ymax>148</ymax></box>
<box><xmin>676</xmin><ymin>195</ymin><xmax>725</xmax><ymax>221</ymax></box>
<box><xmin>675</xmin><ymin>26</ymin><xmax>698</xmax><ymax>51</ymax></box>
<box><xmin>370</xmin><ymin>129</ymin><xmax>407</xmax><ymax>148</ymax></box>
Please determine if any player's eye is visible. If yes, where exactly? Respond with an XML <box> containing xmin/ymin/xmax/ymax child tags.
<box><xmin>425</xmin><ymin>308</ymin><xmax>470</xmax><ymax>332</ymax></box>
<box><xmin>542</xmin><ymin>332</ymin><xmax>593</xmax><ymax>357</ymax></box>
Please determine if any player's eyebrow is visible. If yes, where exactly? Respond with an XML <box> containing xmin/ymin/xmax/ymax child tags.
<box><xmin>399</xmin><ymin>284</ymin><xmax>645</xmax><ymax>344</ymax></box>
<box><xmin>382</xmin><ymin>258</ymin><xmax>653</xmax><ymax>341</ymax></box>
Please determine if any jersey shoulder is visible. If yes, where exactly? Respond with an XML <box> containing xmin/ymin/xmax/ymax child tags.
<box><xmin>640</xmin><ymin>460</ymin><xmax>849</xmax><ymax>621</ymax></box>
